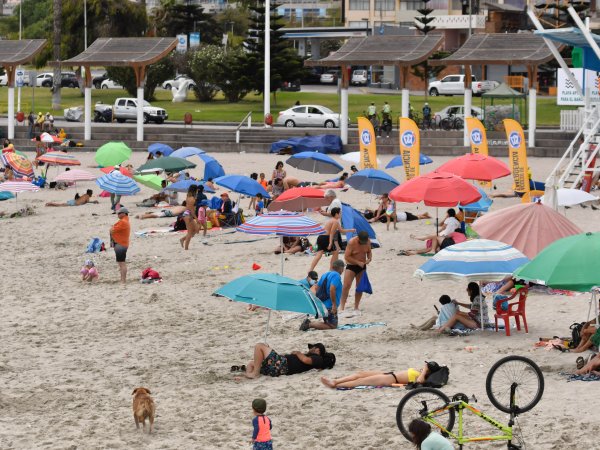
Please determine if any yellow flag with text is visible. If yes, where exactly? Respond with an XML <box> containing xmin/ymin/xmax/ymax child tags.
<box><xmin>466</xmin><ymin>117</ymin><xmax>491</xmax><ymax>187</ymax></box>
<box><xmin>398</xmin><ymin>117</ymin><xmax>420</xmax><ymax>180</ymax></box>
<box><xmin>357</xmin><ymin>117</ymin><xmax>378</xmax><ymax>169</ymax></box>
<box><xmin>503</xmin><ymin>119</ymin><xmax>529</xmax><ymax>193</ymax></box>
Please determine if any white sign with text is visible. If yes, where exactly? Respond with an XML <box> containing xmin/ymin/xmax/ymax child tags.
<box><xmin>557</xmin><ymin>68</ymin><xmax>600</xmax><ymax>105</ymax></box>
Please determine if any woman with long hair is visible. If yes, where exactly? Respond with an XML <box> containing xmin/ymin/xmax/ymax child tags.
<box><xmin>179</xmin><ymin>185</ymin><xmax>200</xmax><ymax>250</ymax></box>
<box><xmin>408</xmin><ymin>419</ymin><xmax>453</xmax><ymax>449</ymax></box>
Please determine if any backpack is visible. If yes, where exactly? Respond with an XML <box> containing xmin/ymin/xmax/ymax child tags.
<box><xmin>569</xmin><ymin>322</ymin><xmax>585</xmax><ymax>348</ymax></box>
<box><xmin>316</xmin><ymin>273</ymin><xmax>331</xmax><ymax>301</ymax></box>
<box><xmin>423</xmin><ymin>365</ymin><xmax>450</xmax><ymax>388</ymax></box>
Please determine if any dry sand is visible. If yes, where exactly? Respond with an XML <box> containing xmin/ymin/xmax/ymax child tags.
<box><xmin>1</xmin><ymin>151</ymin><xmax>599</xmax><ymax>449</ymax></box>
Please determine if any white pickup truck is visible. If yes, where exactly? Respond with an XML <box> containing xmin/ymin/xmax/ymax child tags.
<box><xmin>95</xmin><ymin>97</ymin><xmax>168</xmax><ymax>124</ymax></box>
<box><xmin>428</xmin><ymin>75</ymin><xmax>499</xmax><ymax>97</ymax></box>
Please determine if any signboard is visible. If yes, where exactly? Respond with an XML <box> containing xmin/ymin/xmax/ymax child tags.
<box><xmin>16</xmin><ymin>69</ymin><xmax>24</xmax><ymax>88</ymax></box>
<box><xmin>176</xmin><ymin>34</ymin><xmax>188</xmax><ymax>53</ymax></box>
<box><xmin>189</xmin><ymin>32</ymin><xmax>200</xmax><ymax>48</ymax></box>
<box><xmin>29</xmin><ymin>70</ymin><xmax>37</xmax><ymax>86</ymax></box>
<box><xmin>557</xmin><ymin>68</ymin><xmax>600</xmax><ymax>105</ymax></box>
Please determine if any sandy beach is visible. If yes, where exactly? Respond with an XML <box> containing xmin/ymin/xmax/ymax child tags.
<box><xmin>1</xmin><ymin>151</ymin><xmax>599</xmax><ymax>449</ymax></box>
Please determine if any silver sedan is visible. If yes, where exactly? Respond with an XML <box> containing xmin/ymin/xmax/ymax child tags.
<box><xmin>276</xmin><ymin>105</ymin><xmax>340</xmax><ymax>128</ymax></box>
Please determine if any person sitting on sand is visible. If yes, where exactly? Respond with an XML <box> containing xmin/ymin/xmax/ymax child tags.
<box><xmin>438</xmin><ymin>282</ymin><xmax>488</xmax><ymax>333</ymax></box>
<box><xmin>3</xmin><ymin>166</ymin><xmax>14</xmax><ymax>181</ymax></box>
<box><xmin>576</xmin><ymin>352</ymin><xmax>600</xmax><ymax>375</ymax></box>
<box><xmin>80</xmin><ymin>259</ymin><xmax>99</xmax><ymax>282</ymax></box>
<box><xmin>274</xmin><ymin>236</ymin><xmax>300</xmax><ymax>254</ymax></box>
<box><xmin>136</xmin><ymin>180</ymin><xmax>170</xmax><ymax>207</ymax></box>
<box><xmin>271</xmin><ymin>178</ymin><xmax>284</xmax><ymax>199</ymax></box>
<box><xmin>46</xmin><ymin>189</ymin><xmax>98</xmax><ymax>207</ymax></box>
<box><xmin>321</xmin><ymin>362</ymin><xmax>431</xmax><ymax>389</ymax></box>
<box><xmin>239</xmin><ymin>342</ymin><xmax>335</xmax><ymax>379</ymax></box>
<box><xmin>136</xmin><ymin>205</ymin><xmax>187</xmax><ymax>220</ymax></box>
<box><xmin>411</xmin><ymin>294</ymin><xmax>458</xmax><ymax>331</ymax></box>
<box><xmin>399</xmin><ymin>209</ymin><xmax>462</xmax><ymax>255</ymax></box>
<box><xmin>368</xmin><ymin>193</ymin><xmax>391</xmax><ymax>223</ymax></box>
<box><xmin>408</xmin><ymin>419</ymin><xmax>454</xmax><ymax>450</ymax></box>
<box><xmin>315</xmin><ymin>173</ymin><xmax>348</xmax><ymax>189</ymax></box>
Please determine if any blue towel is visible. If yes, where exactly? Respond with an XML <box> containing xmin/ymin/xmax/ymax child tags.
<box><xmin>337</xmin><ymin>322</ymin><xmax>386</xmax><ymax>330</ymax></box>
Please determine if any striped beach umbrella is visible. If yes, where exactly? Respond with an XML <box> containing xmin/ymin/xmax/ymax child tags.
<box><xmin>0</xmin><ymin>180</ymin><xmax>39</xmax><ymax>208</ymax></box>
<box><xmin>54</xmin><ymin>169</ymin><xmax>96</xmax><ymax>182</ymax></box>
<box><xmin>36</xmin><ymin>151</ymin><xmax>81</xmax><ymax>166</ymax></box>
<box><xmin>1</xmin><ymin>152</ymin><xmax>34</xmax><ymax>178</ymax></box>
<box><xmin>96</xmin><ymin>171</ymin><xmax>140</xmax><ymax>195</ymax></box>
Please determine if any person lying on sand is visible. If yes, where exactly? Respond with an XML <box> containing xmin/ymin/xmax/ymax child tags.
<box><xmin>46</xmin><ymin>189</ymin><xmax>98</xmax><ymax>207</ymax></box>
<box><xmin>321</xmin><ymin>363</ymin><xmax>430</xmax><ymax>389</ymax></box>
<box><xmin>315</xmin><ymin>173</ymin><xmax>348</xmax><ymax>189</ymax></box>
<box><xmin>238</xmin><ymin>342</ymin><xmax>335</xmax><ymax>379</ymax></box>
<box><xmin>136</xmin><ymin>206</ymin><xmax>186</xmax><ymax>220</ymax></box>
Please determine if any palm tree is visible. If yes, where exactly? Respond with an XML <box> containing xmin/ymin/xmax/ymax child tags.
<box><xmin>52</xmin><ymin>0</ymin><xmax>62</xmax><ymax>110</ymax></box>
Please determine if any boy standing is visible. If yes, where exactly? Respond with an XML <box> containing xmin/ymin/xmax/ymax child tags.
<box><xmin>251</xmin><ymin>398</ymin><xmax>273</xmax><ymax>449</ymax></box>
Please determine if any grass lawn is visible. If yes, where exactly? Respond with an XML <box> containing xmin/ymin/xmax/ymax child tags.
<box><xmin>3</xmin><ymin>86</ymin><xmax>574</xmax><ymax>126</ymax></box>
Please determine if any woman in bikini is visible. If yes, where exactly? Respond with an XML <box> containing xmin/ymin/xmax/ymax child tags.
<box><xmin>180</xmin><ymin>185</ymin><xmax>200</xmax><ymax>250</ymax></box>
<box><xmin>321</xmin><ymin>363</ymin><xmax>430</xmax><ymax>389</ymax></box>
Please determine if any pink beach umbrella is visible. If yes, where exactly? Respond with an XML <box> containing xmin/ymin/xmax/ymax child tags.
<box><xmin>54</xmin><ymin>169</ymin><xmax>97</xmax><ymax>183</ymax></box>
<box><xmin>0</xmin><ymin>180</ymin><xmax>39</xmax><ymax>208</ymax></box>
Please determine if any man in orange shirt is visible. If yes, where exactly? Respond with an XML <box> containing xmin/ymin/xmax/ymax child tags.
<box><xmin>110</xmin><ymin>207</ymin><xmax>131</xmax><ymax>283</ymax></box>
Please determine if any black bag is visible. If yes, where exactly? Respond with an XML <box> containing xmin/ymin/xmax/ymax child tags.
<box><xmin>440</xmin><ymin>237</ymin><xmax>455</xmax><ymax>250</ymax></box>
<box><xmin>173</xmin><ymin>215</ymin><xmax>187</xmax><ymax>231</ymax></box>
<box><xmin>423</xmin><ymin>365</ymin><xmax>450</xmax><ymax>388</ymax></box>
<box><xmin>316</xmin><ymin>274</ymin><xmax>330</xmax><ymax>301</ymax></box>
<box><xmin>569</xmin><ymin>322</ymin><xmax>585</xmax><ymax>348</ymax></box>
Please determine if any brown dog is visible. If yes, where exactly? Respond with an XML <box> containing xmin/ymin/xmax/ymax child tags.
<box><xmin>132</xmin><ymin>387</ymin><xmax>155</xmax><ymax>433</ymax></box>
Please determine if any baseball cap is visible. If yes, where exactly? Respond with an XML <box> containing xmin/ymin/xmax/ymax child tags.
<box><xmin>308</xmin><ymin>271</ymin><xmax>318</xmax><ymax>281</ymax></box>
<box><xmin>308</xmin><ymin>343</ymin><xmax>326</xmax><ymax>355</ymax></box>
<box><xmin>358</xmin><ymin>230</ymin><xmax>369</xmax><ymax>244</ymax></box>
<box><xmin>117</xmin><ymin>207</ymin><xmax>129</xmax><ymax>215</ymax></box>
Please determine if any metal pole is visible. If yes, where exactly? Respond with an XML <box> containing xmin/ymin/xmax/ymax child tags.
<box><xmin>84</xmin><ymin>0</ymin><xmax>88</xmax><ymax>49</ymax></box>
<box><xmin>468</xmin><ymin>0</ymin><xmax>472</xmax><ymax>38</ymax></box>
<box><xmin>19</xmin><ymin>0</ymin><xmax>22</xmax><ymax>40</ymax></box>
<box><xmin>264</xmin><ymin>0</ymin><xmax>271</xmax><ymax>123</ymax></box>
<box><xmin>264</xmin><ymin>309</ymin><xmax>271</xmax><ymax>342</ymax></box>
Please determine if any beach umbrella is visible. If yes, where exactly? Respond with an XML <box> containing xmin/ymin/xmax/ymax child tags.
<box><xmin>214</xmin><ymin>175</ymin><xmax>270</xmax><ymax>198</ymax></box>
<box><xmin>341</xmin><ymin>202</ymin><xmax>380</xmax><ymax>248</ymax></box>
<box><xmin>460</xmin><ymin>186</ymin><xmax>492</xmax><ymax>212</ymax></box>
<box><xmin>198</xmin><ymin>154</ymin><xmax>225</xmax><ymax>180</ymax></box>
<box><xmin>286</xmin><ymin>151</ymin><xmax>343</xmax><ymax>174</ymax></box>
<box><xmin>1</xmin><ymin>152</ymin><xmax>34</xmax><ymax>178</ymax></box>
<box><xmin>133</xmin><ymin>174</ymin><xmax>164</xmax><ymax>191</ymax></box>
<box><xmin>214</xmin><ymin>273</ymin><xmax>328</xmax><ymax>341</ymax></box>
<box><xmin>96</xmin><ymin>171</ymin><xmax>140</xmax><ymax>195</ymax></box>
<box><xmin>385</xmin><ymin>154</ymin><xmax>433</xmax><ymax>169</ymax></box>
<box><xmin>541</xmin><ymin>188</ymin><xmax>597</xmax><ymax>207</ymax></box>
<box><xmin>95</xmin><ymin>142</ymin><xmax>132</xmax><ymax>167</ymax></box>
<box><xmin>437</xmin><ymin>153</ymin><xmax>511</xmax><ymax>182</ymax></box>
<box><xmin>237</xmin><ymin>212</ymin><xmax>325</xmax><ymax>274</ymax></box>
<box><xmin>267</xmin><ymin>187</ymin><xmax>331</xmax><ymax>212</ymax></box>
<box><xmin>390</xmin><ymin>171</ymin><xmax>481</xmax><ymax>207</ymax></box>
<box><xmin>346</xmin><ymin>169</ymin><xmax>400</xmax><ymax>195</ymax></box>
<box><xmin>100</xmin><ymin>166</ymin><xmax>133</xmax><ymax>177</ymax></box>
<box><xmin>36</xmin><ymin>151</ymin><xmax>81</xmax><ymax>166</ymax></box>
<box><xmin>54</xmin><ymin>169</ymin><xmax>96</xmax><ymax>182</ymax></box>
<box><xmin>0</xmin><ymin>180</ymin><xmax>39</xmax><ymax>208</ymax></box>
<box><xmin>136</xmin><ymin>156</ymin><xmax>196</xmax><ymax>173</ymax></box>
<box><xmin>471</xmin><ymin>202</ymin><xmax>582</xmax><ymax>259</ymax></box>
<box><xmin>148</xmin><ymin>142</ymin><xmax>173</xmax><ymax>157</ymax></box>
<box><xmin>340</xmin><ymin>151</ymin><xmax>381</xmax><ymax>165</ymax></box>
<box><xmin>170</xmin><ymin>146</ymin><xmax>206</xmax><ymax>159</ymax></box>
<box><xmin>163</xmin><ymin>179</ymin><xmax>215</xmax><ymax>194</ymax></box>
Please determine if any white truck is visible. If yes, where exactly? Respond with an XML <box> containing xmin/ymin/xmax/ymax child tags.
<box><xmin>428</xmin><ymin>75</ymin><xmax>499</xmax><ymax>97</ymax></box>
<box><xmin>95</xmin><ymin>97</ymin><xmax>168</xmax><ymax>124</ymax></box>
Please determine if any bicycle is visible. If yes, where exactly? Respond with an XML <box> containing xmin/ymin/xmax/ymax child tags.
<box><xmin>440</xmin><ymin>113</ymin><xmax>464</xmax><ymax>131</ymax></box>
<box><xmin>396</xmin><ymin>355</ymin><xmax>544</xmax><ymax>450</ymax></box>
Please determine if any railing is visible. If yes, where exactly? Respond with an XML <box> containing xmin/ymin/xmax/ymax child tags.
<box><xmin>560</xmin><ymin>109</ymin><xmax>585</xmax><ymax>131</ymax></box>
<box><xmin>235</xmin><ymin>111</ymin><xmax>252</xmax><ymax>144</ymax></box>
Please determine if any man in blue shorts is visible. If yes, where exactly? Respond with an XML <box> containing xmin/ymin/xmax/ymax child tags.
<box><xmin>300</xmin><ymin>259</ymin><xmax>345</xmax><ymax>331</ymax></box>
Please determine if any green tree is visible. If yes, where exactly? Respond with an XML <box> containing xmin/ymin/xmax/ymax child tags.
<box><xmin>413</xmin><ymin>0</ymin><xmax>436</xmax><ymax>101</ymax></box>
<box><xmin>215</xmin><ymin>6</ymin><xmax>249</xmax><ymax>39</ymax></box>
<box><xmin>187</xmin><ymin>45</ymin><xmax>224</xmax><ymax>102</ymax></box>
<box><xmin>106</xmin><ymin>57</ymin><xmax>175</xmax><ymax>101</ymax></box>
<box><xmin>218</xmin><ymin>48</ymin><xmax>251</xmax><ymax>103</ymax></box>
<box><xmin>151</xmin><ymin>0</ymin><xmax>219</xmax><ymax>45</ymax></box>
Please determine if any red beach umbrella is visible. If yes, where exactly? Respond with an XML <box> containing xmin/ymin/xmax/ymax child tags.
<box><xmin>436</xmin><ymin>153</ymin><xmax>511</xmax><ymax>182</ymax></box>
<box><xmin>267</xmin><ymin>187</ymin><xmax>332</xmax><ymax>212</ymax></box>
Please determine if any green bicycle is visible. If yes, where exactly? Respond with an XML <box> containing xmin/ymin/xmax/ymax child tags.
<box><xmin>396</xmin><ymin>355</ymin><xmax>544</xmax><ymax>449</ymax></box>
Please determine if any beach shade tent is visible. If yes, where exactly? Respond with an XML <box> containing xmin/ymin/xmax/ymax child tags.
<box><xmin>482</xmin><ymin>83</ymin><xmax>526</xmax><ymax>129</ymax></box>
<box><xmin>346</xmin><ymin>169</ymin><xmax>400</xmax><ymax>195</ymax></box>
<box><xmin>197</xmin><ymin>154</ymin><xmax>225</xmax><ymax>180</ymax></box>
<box><xmin>460</xmin><ymin>186</ymin><xmax>493</xmax><ymax>223</ymax></box>
<box><xmin>163</xmin><ymin>179</ymin><xmax>215</xmax><ymax>194</ymax></box>
<box><xmin>170</xmin><ymin>146</ymin><xmax>206</xmax><ymax>159</ymax></box>
<box><xmin>95</xmin><ymin>142</ymin><xmax>132</xmax><ymax>167</ymax></box>
<box><xmin>148</xmin><ymin>142</ymin><xmax>173</xmax><ymax>157</ymax></box>
<box><xmin>437</xmin><ymin>154</ymin><xmax>511</xmax><ymax>182</ymax></box>
<box><xmin>267</xmin><ymin>187</ymin><xmax>332</xmax><ymax>212</ymax></box>
<box><xmin>471</xmin><ymin>202</ymin><xmax>582</xmax><ymax>260</ymax></box>
<box><xmin>100</xmin><ymin>166</ymin><xmax>133</xmax><ymax>177</ymax></box>
<box><xmin>214</xmin><ymin>273</ymin><xmax>328</xmax><ymax>341</ymax></box>
<box><xmin>415</xmin><ymin>239</ymin><xmax>530</xmax><ymax>328</ymax></box>
<box><xmin>237</xmin><ymin>212</ymin><xmax>326</xmax><ymax>274</ymax></box>
<box><xmin>341</xmin><ymin>202</ymin><xmax>380</xmax><ymax>248</ymax></box>
<box><xmin>137</xmin><ymin>156</ymin><xmax>196</xmax><ymax>173</ymax></box>
<box><xmin>341</xmin><ymin>151</ymin><xmax>381</xmax><ymax>166</ymax></box>
<box><xmin>0</xmin><ymin>180</ymin><xmax>39</xmax><ymax>207</ymax></box>
<box><xmin>270</xmin><ymin>135</ymin><xmax>343</xmax><ymax>154</ymax></box>
<box><xmin>1</xmin><ymin>152</ymin><xmax>34</xmax><ymax>178</ymax></box>
<box><xmin>541</xmin><ymin>188</ymin><xmax>597</xmax><ymax>207</ymax></box>
<box><xmin>39</xmin><ymin>132</ymin><xmax>62</xmax><ymax>144</ymax></box>
<box><xmin>390</xmin><ymin>171</ymin><xmax>482</xmax><ymax>207</ymax></box>
<box><xmin>0</xmin><ymin>191</ymin><xmax>15</xmax><ymax>201</ymax></box>
<box><xmin>133</xmin><ymin>174</ymin><xmax>164</xmax><ymax>191</ymax></box>
<box><xmin>36</xmin><ymin>151</ymin><xmax>81</xmax><ymax>166</ymax></box>
<box><xmin>54</xmin><ymin>169</ymin><xmax>96</xmax><ymax>182</ymax></box>
<box><xmin>96</xmin><ymin>171</ymin><xmax>140</xmax><ymax>195</ymax></box>
<box><xmin>286</xmin><ymin>151</ymin><xmax>344</xmax><ymax>174</ymax></box>
<box><xmin>214</xmin><ymin>175</ymin><xmax>270</xmax><ymax>198</ymax></box>
<box><xmin>386</xmin><ymin>154</ymin><xmax>433</xmax><ymax>169</ymax></box>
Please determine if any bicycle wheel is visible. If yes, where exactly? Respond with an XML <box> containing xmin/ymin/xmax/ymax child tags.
<box><xmin>396</xmin><ymin>387</ymin><xmax>455</xmax><ymax>442</ymax></box>
<box><xmin>486</xmin><ymin>355</ymin><xmax>544</xmax><ymax>414</ymax></box>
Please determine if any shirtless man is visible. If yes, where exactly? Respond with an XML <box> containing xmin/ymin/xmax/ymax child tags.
<box><xmin>309</xmin><ymin>207</ymin><xmax>355</xmax><ymax>272</ymax></box>
<box><xmin>46</xmin><ymin>189</ymin><xmax>99</xmax><ymax>207</ymax></box>
<box><xmin>340</xmin><ymin>230</ymin><xmax>372</xmax><ymax>315</ymax></box>
<box><xmin>283</xmin><ymin>176</ymin><xmax>302</xmax><ymax>190</ymax></box>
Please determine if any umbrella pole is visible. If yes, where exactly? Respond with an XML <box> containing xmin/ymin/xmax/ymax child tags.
<box><xmin>280</xmin><ymin>236</ymin><xmax>284</xmax><ymax>275</ymax></box>
<box><xmin>264</xmin><ymin>309</ymin><xmax>272</xmax><ymax>343</ymax></box>
<box><xmin>436</xmin><ymin>208</ymin><xmax>439</xmax><ymax>235</ymax></box>
<box><xmin>479</xmin><ymin>281</ymin><xmax>484</xmax><ymax>330</ymax></box>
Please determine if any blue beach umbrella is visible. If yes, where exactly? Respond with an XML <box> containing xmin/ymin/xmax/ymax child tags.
<box><xmin>214</xmin><ymin>175</ymin><xmax>270</xmax><ymax>198</ymax></box>
<box><xmin>96</xmin><ymin>171</ymin><xmax>141</xmax><ymax>195</ymax></box>
<box><xmin>214</xmin><ymin>273</ymin><xmax>328</xmax><ymax>341</ymax></box>
<box><xmin>385</xmin><ymin>154</ymin><xmax>433</xmax><ymax>169</ymax></box>
<box><xmin>286</xmin><ymin>151</ymin><xmax>343</xmax><ymax>174</ymax></box>
<box><xmin>148</xmin><ymin>143</ymin><xmax>173</xmax><ymax>157</ymax></box>
<box><xmin>199</xmin><ymin>154</ymin><xmax>225</xmax><ymax>180</ymax></box>
<box><xmin>346</xmin><ymin>168</ymin><xmax>400</xmax><ymax>195</ymax></box>
<box><xmin>341</xmin><ymin>202</ymin><xmax>380</xmax><ymax>248</ymax></box>
<box><xmin>461</xmin><ymin>186</ymin><xmax>492</xmax><ymax>213</ymax></box>
<box><xmin>171</xmin><ymin>146</ymin><xmax>206</xmax><ymax>159</ymax></box>
<box><xmin>164</xmin><ymin>179</ymin><xmax>215</xmax><ymax>194</ymax></box>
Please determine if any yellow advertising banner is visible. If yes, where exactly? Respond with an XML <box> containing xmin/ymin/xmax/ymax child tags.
<box><xmin>503</xmin><ymin>119</ymin><xmax>530</xmax><ymax>193</ymax></box>
<box><xmin>357</xmin><ymin>117</ymin><xmax>378</xmax><ymax>169</ymax></box>
<box><xmin>398</xmin><ymin>117</ymin><xmax>420</xmax><ymax>180</ymax></box>
<box><xmin>466</xmin><ymin>117</ymin><xmax>491</xmax><ymax>187</ymax></box>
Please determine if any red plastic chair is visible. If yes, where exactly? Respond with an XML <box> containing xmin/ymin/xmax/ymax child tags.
<box><xmin>494</xmin><ymin>287</ymin><xmax>529</xmax><ymax>336</ymax></box>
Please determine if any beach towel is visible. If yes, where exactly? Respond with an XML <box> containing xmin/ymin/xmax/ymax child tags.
<box><xmin>337</xmin><ymin>322</ymin><xmax>386</xmax><ymax>330</ymax></box>
<box><xmin>86</xmin><ymin>237</ymin><xmax>105</xmax><ymax>253</ymax></box>
<box><xmin>562</xmin><ymin>372</ymin><xmax>600</xmax><ymax>382</ymax></box>
<box><xmin>336</xmin><ymin>385</ymin><xmax>403</xmax><ymax>391</ymax></box>
<box><xmin>356</xmin><ymin>271</ymin><xmax>373</xmax><ymax>295</ymax></box>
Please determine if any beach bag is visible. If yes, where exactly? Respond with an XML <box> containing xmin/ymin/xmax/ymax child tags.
<box><xmin>423</xmin><ymin>365</ymin><xmax>450</xmax><ymax>388</ymax></box>
<box><xmin>86</xmin><ymin>237</ymin><xmax>104</xmax><ymax>253</ymax></box>
<box><xmin>142</xmin><ymin>268</ymin><xmax>161</xmax><ymax>280</ymax></box>
<box><xmin>440</xmin><ymin>237</ymin><xmax>455</xmax><ymax>250</ymax></box>
<box><xmin>173</xmin><ymin>215</ymin><xmax>187</xmax><ymax>231</ymax></box>
<box><xmin>356</xmin><ymin>270</ymin><xmax>373</xmax><ymax>295</ymax></box>
<box><xmin>316</xmin><ymin>273</ymin><xmax>331</xmax><ymax>301</ymax></box>
<box><xmin>569</xmin><ymin>322</ymin><xmax>585</xmax><ymax>348</ymax></box>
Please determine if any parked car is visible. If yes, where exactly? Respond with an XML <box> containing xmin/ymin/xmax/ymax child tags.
<box><xmin>428</xmin><ymin>75</ymin><xmax>498</xmax><ymax>96</ymax></box>
<box><xmin>100</xmin><ymin>79</ymin><xmax>123</xmax><ymax>89</ymax></box>
<box><xmin>320</xmin><ymin>70</ymin><xmax>339</xmax><ymax>84</ymax></box>
<box><xmin>277</xmin><ymin>105</ymin><xmax>341</xmax><ymax>128</ymax></box>
<box><xmin>436</xmin><ymin>105</ymin><xmax>483</xmax><ymax>121</ymax></box>
<box><xmin>93</xmin><ymin>72</ymin><xmax>108</xmax><ymax>89</ymax></box>
<box><xmin>95</xmin><ymin>97</ymin><xmax>168</xmax><ymax>124</ymax></box>
<box><xmin>162</xmin><ymin>75</ymin><xmax>195</xmax><ymax>90</ymax></box>
<box><xmin>36</xmin><ymin>72</ymin><xmax>53</xmax><ymax>87</ymax></box>
<box><xmin>0</xmin><ymin>72</ymin><xmax>31</xmax><ymax>86</ymax></box>
<box><xmin>302</xmin><ymin>67</ymin><xmax>323</xmax><ymax>84</ymax></box>
<box><xmin>351</xmin><ymin>69</ymin><xmax>368</xmax><ymax>86</ymax></box>
<box><xmin>41</xmin><ymin>72</ymin><xmax>79</xmax><ymax>88</ymax></box>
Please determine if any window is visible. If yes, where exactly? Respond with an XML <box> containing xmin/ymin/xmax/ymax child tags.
<box><xmin>127</xmin><ymin>100</ymin><xmax>136</xmax><ymax>107</ymax></box>
<box><xmin>118</xmin><ymin>99</ymin><xmax>126</xmax><ymax>106</ymax></box>
<box><xmin>349</xmin><ymin>20</ymin><xmax>369</xmax><ymax>27</ymax></box>
<box><xmin>292</xmin><ymin>107</ymin><xmax>306</xmax><ymax>113</ymax></box>
<box><xmin>349</xmin><ymin>0</ymin><xmax>369</xmax><ymax>10</ymax></box>
<box><xmin>308</xmin><ymin>107</ymin><xmax>323</xmax><ymax>114</ymax></box>
<box><xmin>375</xmin><ymin>0</ymin><xmax>394</xmax><ymax>11</ymax></box>
<box><xmin>404</xmin><ymin>0</ymin><xmax>447</xmax><ymax>9</ymax></box>
<box><xmin>444</xmin><ymin>76</ymin><xmax>460</xmax><ymax>82</ymax></box>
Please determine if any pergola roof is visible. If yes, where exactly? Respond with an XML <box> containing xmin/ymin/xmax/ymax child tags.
<box><xmin>60</xmin><ymin>37</ymin><xmax>177</xmax><ymax>67</ymax></box>
<box><xmin>431</xmin><ymin>33</ymin><xmax>556</xmax><ymax>66</ymax></box>
<box><xmin>306</xmin><ymin>35</ymin><xmax>443</xmax><ymax>67</ymax></box>
<box><xmin>534</xmin><ymin>27</ymin><xmax>600</xmax><ymax>49</ymax></box>
<box><xmin>0</xmin><ymin>39</ymin><xmax>46</xmax><ymax>66</ymax></box>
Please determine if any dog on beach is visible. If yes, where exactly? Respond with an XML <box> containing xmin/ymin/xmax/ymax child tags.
<box><xmin>132</xmin><ymin>387</ymin><xmax>155</xmax><ymax>433</ymax></box>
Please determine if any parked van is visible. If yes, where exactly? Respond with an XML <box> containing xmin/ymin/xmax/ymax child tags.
<box><xmin>351</xmin><ymin>69</ymin><xmax>368</xmax><ymax>86</ymax></box>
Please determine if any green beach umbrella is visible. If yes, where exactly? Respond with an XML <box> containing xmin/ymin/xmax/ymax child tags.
<box><xmin>95</xmin><ymin>142</ymin><xmax>132</xmax><ymax>167</ymax></box>
<box><xmin>137</xmin><ymin>156</ymin><xmax>196</xmax><ymax>173</ymax></box>
<box><xmin>133</xmin><ymin>174</ymin><xmax>164</xmax><ymax>191</ymax></box>
<box><xmin>514</xmin><ymin>232</ymin><xmax>600</xmax><ymax>292</ymax></box>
